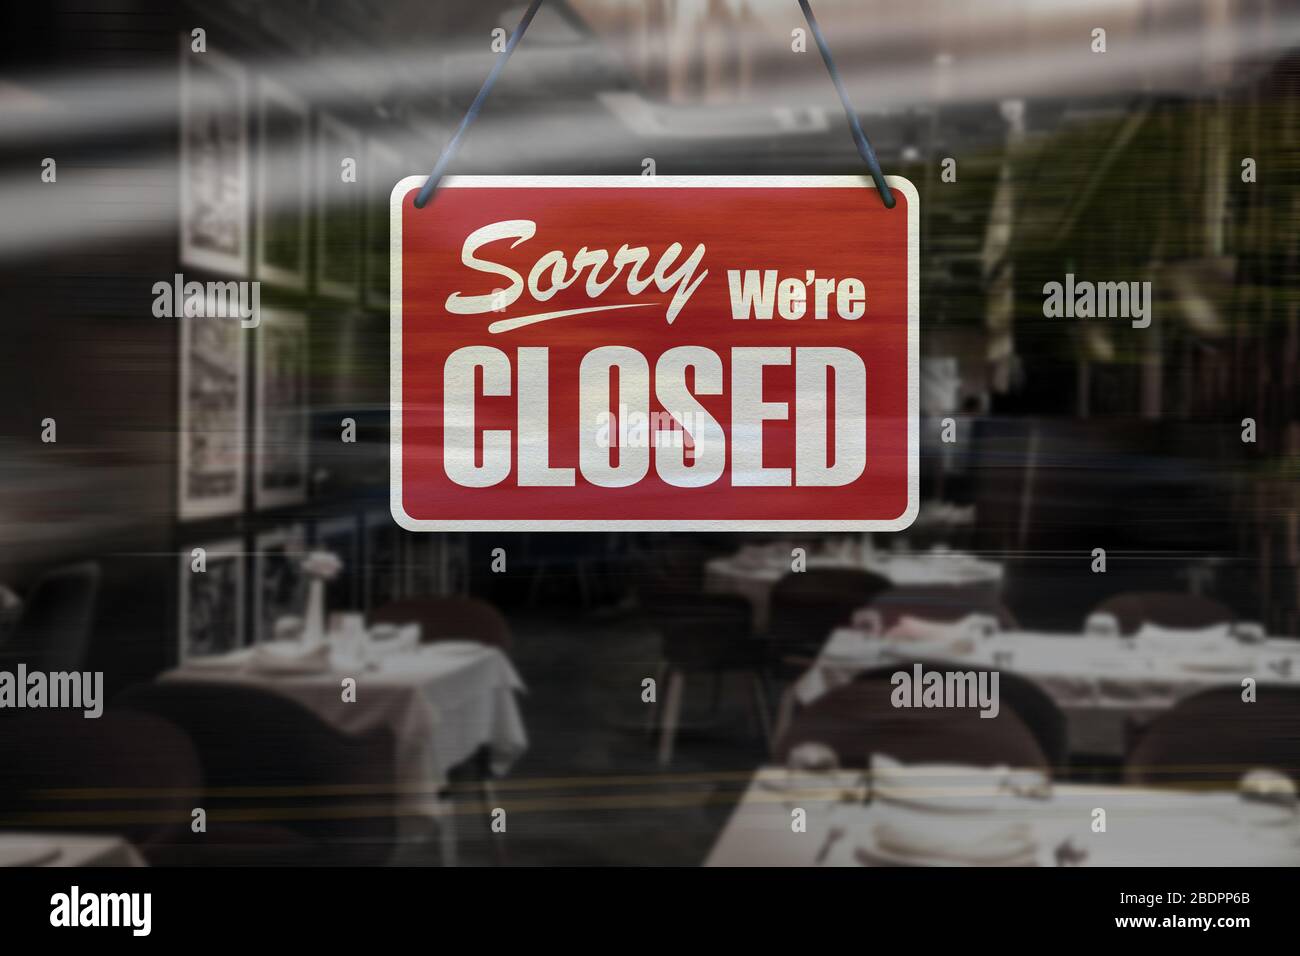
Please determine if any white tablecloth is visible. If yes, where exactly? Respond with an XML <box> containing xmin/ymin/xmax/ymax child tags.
<box><xmin>161</xmin><ymin>643</ymin><xmax>528</xmax><ymax>821</ymax></box>
<box><xmin>705</xmin><ymin>548</ymin><xmax>1003</xmax><ymax>631</ymax></box>
<box><xmin>794</xmin><ymin>629</ymin><xmax>1300</xmax><ymax>754</ymax></box>
<box><xmin>705</xmin><ymin>768</ymin><xmax>1300</xmax><ymax>866</ymax></box>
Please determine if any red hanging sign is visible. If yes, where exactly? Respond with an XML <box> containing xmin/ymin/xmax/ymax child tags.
<box><xmin>391</xmin><ymin>175</ymin><xmax>917</xmax><ymax>531</ymax></box>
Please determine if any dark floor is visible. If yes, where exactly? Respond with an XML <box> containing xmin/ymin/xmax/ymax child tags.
<box><xmin>406</xmin><ymin>581</ymin><xmax>1127</xmax><ymax>866</ymax></box>
<box><xmin>438</xmin><ymin>603</ymin><xmax>770</xmax><ymax>866</ymax></box>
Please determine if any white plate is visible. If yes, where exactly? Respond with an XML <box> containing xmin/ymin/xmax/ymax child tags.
<box><xmin>869</xmin><ymin>755</ymin><xmax>1051</xmax><ymax>813</ymax></box>
<box><xmin>853</xmin><ymin>829</ymin><xmax>1038</xmax><ymax>867</ymax></box>
<box><xmin>872</xmin><ymin>785</ymin><xmax>1010</xmax><ymax>814</ymax></box>
<box><xmin>0</xmin><ymin>838</ymin><xmax>62</xmax><ymax>867</ymax></box>
<box><xmin>872</xmin><ymin>766</ymin><xmax>1033</xmax><ymax>813</ymax></box>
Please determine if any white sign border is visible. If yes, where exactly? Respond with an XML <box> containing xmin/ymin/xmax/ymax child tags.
<box><xmin>390</xmin><ymin>175</ymin><xmax>919</xmax><ymax>533</ymax></box>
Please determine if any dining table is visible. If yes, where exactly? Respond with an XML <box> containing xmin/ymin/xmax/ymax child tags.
<box><xmin>704</xmin><ymin>543</ymin><xmax>1004</xmax><ymax>632</ymax></box>
<box><xmin>791</xmin><ymin>627</ymin><xmax>1300</xmax><ymax>755</ymax></box>
<box><xmin>705</xmin><ymin>766</ymin><xmax>1300</xmax><ymax>866</ymax></box>
<box><xmin>159</xmin><ymin>638</ymin><xmax>528</xmax><ymax>858</ymax></box>
<box><xmin>0</xmin><ymin>832</ymin><xmax>145</xmax><ymax>867</ymax></box>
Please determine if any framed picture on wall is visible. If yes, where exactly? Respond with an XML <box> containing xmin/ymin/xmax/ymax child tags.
<box><xmin>364</xmin><ymin>139</ymin><xmax>402</xmax><ymax>309</ymax></box>
<box><xmin>178</xmin><ymin>538</ymin><xmax>244</xmax><ymax>662</ymax></box>
<box><xmin>255</xmin><ymin>76</ymin><xmax>309</xmax><ymax>289</ymax></box>
<box><xmin>363</xmin><ymin>510</ymin><xmax>399</xmax><ymax>611</ymax></box>
<box><xmin>180</xmin><ymin>39</ymin><xmax>249</xmax><ymax>276</ymax></box>
<box><xmin>254</xmin><ymin>308</ymin><xmax>309</xmax><ymax>509</ymax></box>
<box><xmin>253</xmin><ymin>524</ymin><xmax>306</xmax><ymax>642</ymax></box>
<box><xmin>178</xmin><ymin>293</ymin><xmax>247</xmax><ymax>520</ymax></box>
<box><xmin>313</xmin><ymin>514</ymin><xmax>360</xmax><ymax>614</ymax></box>
<box><xmin>316</xmin><ymin>113</ymin><xmax>362</xmax><ymax>300</ymax></box>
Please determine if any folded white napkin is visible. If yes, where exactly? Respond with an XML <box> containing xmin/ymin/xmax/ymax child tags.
<box><xmin>886</xmin><ymin>615</ymin><xmax>965</xmax><ymax>642</ymax></box>
<box><xmin>859</xmin><ymin>761</ymin><xmax>1040</xmax><ymax>864</ymax></box>
<box><xmin>820</xmin><ymin>626</ymin><xmax>881</xmax><ymax>660</ymax></box>
<box><xmin>1135</xmin><ymin>622</ymin><xmax>1234</xmax><ymax>655</ymax></box>
<box><xmin>1176</xmin><ymin>654</ymin><xmax>1253</xmax><ymax>673</ymax></box>
<box><xmin>890</xmin><ymin>612</ymin><xmax>999</xmax><ymax>640</ymax></box>
<box><xmin>870</xmin><ymin>753</ymin><xmax>1050</xmax><ymax>809</ymax></box>
<box><xmin>246</xmin><ymin>641</ymin><xmax>331</xmax><ymax>675</ymax></box>
<box><xmin>881</xmin><ymin>615</ymin><xmax>986</xmax><ymax>656</ymax></box>
<box><xmin>1133</xmin><ymin>624</ymin><xmax>1232</xmax><ymax>660</ymax></box>
<box><xmin>367</xmin><ymin>623</ymin><xmax>421</xmax><ymax>656</ymax></box>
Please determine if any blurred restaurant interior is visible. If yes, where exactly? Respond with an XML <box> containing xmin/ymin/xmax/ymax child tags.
<box><xmin>1</xmin><ymin>0</ymin><xmax>1299</xmax><ymax>867</ymax></box>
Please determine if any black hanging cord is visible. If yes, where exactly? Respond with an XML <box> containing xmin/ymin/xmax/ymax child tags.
<box><xmin>415</xmin><ymin>0</ymin><xmax>895</xmax><ymax>209</ymax></box>
<box><xmin>413</xmin><ymin>0</ymin><xmax>545</xmax><ymax>208</ymax></box>
<box><xmin>796</xmin><ymin>0</ymin><xmax>895</xmax><ymax>208</ymax></box>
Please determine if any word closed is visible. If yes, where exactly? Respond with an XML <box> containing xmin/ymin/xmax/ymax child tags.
<box><xmin>392</xmin><ymin>175</ymin><xmax>918</xmax><ymax>530</ymax></box>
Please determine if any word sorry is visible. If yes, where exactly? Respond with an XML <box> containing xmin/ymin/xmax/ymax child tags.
<box><xmin>0</xmin><ymin>665</ymin><xmax>103</xmax><ymax>718</ymax></box>
<box><xmin>890</xmin><ymin>663</ymin><xmax>1000</xmax><ymax>718</ymax></box>
<box><xmin>445</xmin><ymin>219</ymin><xmax>707</xmax><ymax>332</ymax></box>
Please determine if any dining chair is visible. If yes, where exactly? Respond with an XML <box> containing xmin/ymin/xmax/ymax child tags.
<box><xmin>772</xmin><ymin>670</ymin><xmax>1051</xmax><ymax>771</ymax></box>
<box><xmin>1124</xmin><ymin>684</ymin><xmax>1300</xmax><ymax>788</ymax></box>
<box><xmin>116</xmin><ymin>681</ymin><xmax>398</xmax><ymax>865</ymax></box>
<box><xmin>371</xmin><ymin>595</ymin><xmax>513</xmax><ymax>651</ymax></box>
<box><xmin>644</xmin><ymin>591</ymin><xmax>772</xmax><ymax>766</ymax></box>
<box><xmin>763</xmin><ymin>569</ymin><xmax>894</xmax><ymax>746</ymax></box>
<box><xmin>869</xmin><ymin>659</ymin><xmax>1067</xmax><ymax>769</ymax></box>
<box><xmin>767</xmin><ymin>568</ymin><xmax>892</xmax><ymax>667</ymax></box>
<box><xmin>1092</xmin><ymin>591</ymin><xmax>1234</xmax><ymax>635</ymax></box>
<box><xmin>517</xmin><ymin>533</ymin><xmax>599</xmax><ymax>609</ymax></box>
<box><xmin>0</xmin><ymin>708</ymin><xmax>200</xmax><ymax>850</ymax></box>
<box><xmin>632</xmin><ymin>535</ymin><xmax>725</xmax><ymax>598</ymax></box>
<box><xmin>1</xmin><ymin>561</ymin><xmax>100</xmax><ymax>671</ymax></box>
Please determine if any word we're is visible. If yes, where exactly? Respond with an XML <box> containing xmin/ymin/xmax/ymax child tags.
<box><xmin>727</xmin><ymin>270</ymin><xmax>866</xmax><ymax>320</ymax></box>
